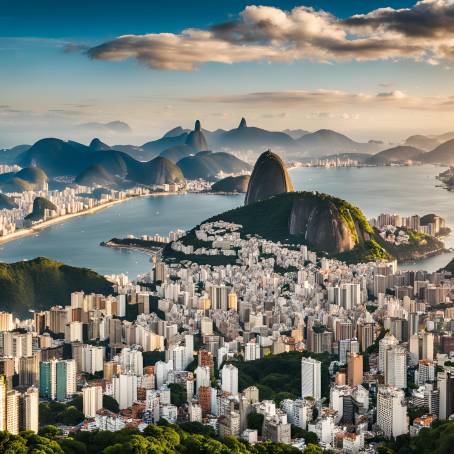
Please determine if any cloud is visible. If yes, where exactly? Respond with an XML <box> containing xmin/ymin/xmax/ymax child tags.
<box><xmin>80</xmin><ymin>1</ymin><xmax>454</xmax><ymax>71</ymax></box>
<box><xmin>185</xmin><ymin>89</ymin><xmax>454</xmax><ymax>111</ymax></box>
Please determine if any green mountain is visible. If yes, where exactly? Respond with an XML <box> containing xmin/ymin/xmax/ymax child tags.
<box><xmin>177</xmin><ymin>151</ymin><xmax>251</xmax><ymax>181</ymax></box>
<box><xmin>0</xmin><ymin>166</ymin><xmax>48</xmax><ymax>193</ymax></box>
<box><xmin>175</xmin><ymin>192</ymin><xmax>389</xmax><ymax>263</ymax></box>
<box><xmin>75</xmin><ymin>164</ymin><xmax>119</xmax><ymax>187</ymax></box>
<box><xmin>18</xmin><ymin>138</ymin><xmax>185</xmax><ymax>186</ymax></box>
<box><xmin>245</xmin><ymin>150</ymin><xmax>293</xmax><ymax>205</ymax></box>
<box><xmin>211</xmin><ymin>175</ymin><xmax>250</xmax><ymax>193</ymax></box>
<box><xmin>0</xmin><ymin>257</ymin><xmax>113</xmax><ymax>316</ymax></box>
<box><xmin>24</xmin><ymin>197</ymin><xmax>57</xmax><ymax>221</ymax></box>
<box><xmin>0</xmin><ymin>193</ymin><xmax>18</xmax><ymax>209</ymax></box>
<box><xmin>366</xmin><ymin>145</ymin><xmax>425</xmax><ymax>165</ymax></box>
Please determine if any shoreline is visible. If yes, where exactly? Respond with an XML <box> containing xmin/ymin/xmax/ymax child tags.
<box><xmin>0</xmin><ymin>191</ymin><xmax>181</xmax><ymax>247</ymax></box>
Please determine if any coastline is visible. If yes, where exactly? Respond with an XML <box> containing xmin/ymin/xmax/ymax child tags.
<box><xmin>0</xmin><ymin>191</ymin><xmax>181</xmax><ymax>247</ymax></box>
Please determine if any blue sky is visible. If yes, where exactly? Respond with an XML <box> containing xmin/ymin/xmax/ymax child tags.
<box><xmin>1</xmin><ymin>0</ymin><xmax>453</xmax><ymax>147</ymax></box>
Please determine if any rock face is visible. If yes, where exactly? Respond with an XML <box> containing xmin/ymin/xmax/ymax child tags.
<box><xmin>244</xmin><ymin>150</ymin><xmax>294</xmax><ymax>205</ymax></box>
<box><xmin>25</xmin><ymin>197</ymin><xmax>57</xmax><ymax>221</ymax></box>
<box><xmin>289</xmin><ymin>193</ymin><xmax>371</xmax><ymax>254</ymax></box>
<box><xmin>185</xmin><ymin>120</ymin><xmax>208</xmax><ymax>152</ymax></box>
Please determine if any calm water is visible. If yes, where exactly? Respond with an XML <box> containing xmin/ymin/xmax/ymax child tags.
<box><xmin>0</xmin><ymin>165</ymin><xmax>453</xmax><ymax>277</ymax></box>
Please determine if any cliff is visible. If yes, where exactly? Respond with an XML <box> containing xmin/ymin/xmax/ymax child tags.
<box><xmin>244</xmin><ymin>150</ymin><xmax>294</xmax><ymax>205</ymax></box>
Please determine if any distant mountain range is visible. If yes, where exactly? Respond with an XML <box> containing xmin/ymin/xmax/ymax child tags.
<box><xmin>365</xmin><ymin>146</ymin><xmax>425</xmax><ymax>166</ymax></box>
<box><xmin>404</xmin><ymin>131</ymin><xmax>454</xmax><ymax>151</ymax></box>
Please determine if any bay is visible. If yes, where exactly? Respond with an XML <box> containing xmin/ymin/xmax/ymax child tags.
<box><xmin>0</xmin><ymin>165</ymin><xmax>452</xmax><ymax>277</ymax></box>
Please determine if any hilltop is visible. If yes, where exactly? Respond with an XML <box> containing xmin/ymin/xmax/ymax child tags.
<box><xmin>0</xmin><ymin>257</ymin><xmax>113</xmax><ymax>316</ymax></box>
<box><xmin>0</xmin><ymin>166</ymin><xmax>48</xmax><ymax>193</ymax></box>
<box><xmin>0</xmin><ymin>193</ymin><xmax>18</xmax><ymax>209</ymax></box>
<box><xmin>171</xmin><ymin>192</ymin><xmax>390</xmax><ymax>264</ymax></box>
<box><xmin>211</xmin><ymin>175</ymin><xmax>250</xmax><ymax>193</ymax></box>
<box><xmin>24</xmin><ymin>197</ymin><xmax>57</xmax><ymax>222</ymax></box>
<box><xmin>366</xmin><ymin>146</ymin><xmax>425</xmax><ymax>165</ymax></box>
<box><xmin>177</xmin><ymin>151</ymin><xmax>251</xmax><ymax>181</ymax></box>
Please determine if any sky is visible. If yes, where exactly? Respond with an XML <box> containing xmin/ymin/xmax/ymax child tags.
<box><xmin>1</xmin><ymin>0</ymin><xmax>454</xmax><ymax>147</ymax></box>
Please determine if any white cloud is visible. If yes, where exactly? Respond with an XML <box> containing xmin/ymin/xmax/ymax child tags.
<box><xmin>82</xmin><ymin>1</ymin><xmax>454</xmax><ymax>71</ymax></box>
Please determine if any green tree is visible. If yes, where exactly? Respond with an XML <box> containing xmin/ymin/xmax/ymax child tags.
<box><xmin>247</xmin><ymin>412</ymin><xmax>264</xmax><ymax>436</ymax></box>
<box><xmin>303</xmin><ymin>444</ymin><xmax>323</xmax><ymax>454</ymax></box>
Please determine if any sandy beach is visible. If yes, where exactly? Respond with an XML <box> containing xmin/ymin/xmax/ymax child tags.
<box><xmin>0</xmin><ymin>191</ymin><xmax>181</xmax><ymax>246</ymax></box>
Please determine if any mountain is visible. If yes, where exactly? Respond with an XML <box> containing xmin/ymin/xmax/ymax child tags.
<box><xmin>24</xmin><ymin>197</ymin><xmax>57</xmax><ymax>221</ymax></box>
<box><xmin>282</xmin><ymin>129</ymin><xmax>310</xmax><ymax>140</ymax></box>
<box><xmin>0</xmin><ymin>193</ymin><xmax>18</xmax><ymax>209</ymax></box>
<box><xmin>0</xmin><ymin>144</ymin><xmax>30</xmax><ymax>164</ymax></box>
<box><xmin>421</xmin><ymin>138</ymin><xmax>454</xmax><ymax>165</ymax></box>
<box><xmin>216</xmin><ymin>118</ymin><xmax>293</xmax><ymax>150</ymax></box>
<box><xmin>89</xmin><ymin>138</ymin><xmax>111</xmax><ymax>151</ymax></box>
<box><xmin>404</xmin><ymin>131</ymin><xmax>454</xmax><ymax>151</ymax></box>
<box><xmin>141</xmin><ymin>133</ymin><xmax>188</xmax><ymax>156</ymax></box>
<box><xmin>404</xmin><ymin>135</ymin><xmax>440</xmax><ymax>151</ymax></box>
<box><xmin>126</xmin><ymin>156</ymin><xmax>185</xmax><ymax>185</ymax></box>
<box><xmin>159</xmin><ymin>145</ymin><xmax>194</xmax><ymax>163</ymax></box>
<box><xmin>75</xmin><ymin>164</ymin><xmax>119</xmax><ymax>187</ymax></box>
<box><xmin>245</xmin><ymin>150</ymin><xmax>293</xmax><ymax>205</ymax></box>
<box><xmin>177</xmin><ymin>151</ymin><xmax>251</xmax><ymax>181</ymax></box>
<box><xmin>292</xmin><ymin>129</ymin><xmax>380</xmax><ymax>158</ymax></box>
<box><xmin>321</xmin><ymin>152</ymin><xmax>371</xmax><ymax>162</ymax></box>
<box><xmin>211</xmin><ymin>175</ymin><xmax>250</xmax><ymax>193</ymax></box>
<box><xmin>0</xmin><ymin>166</ymin><xmax>48</xmax><ymax>193</ymax></box>
<box><xmin>17</xmin><ymin>138</ymin><xmax>185</xmax><ymax>186</ymax></box>
<box><xmin>182</xmin><ymin>191</ymin><xmax>388</xmax><ymax>263</ymax></box>
<box><xmin>0</xmin><ymin>257</ymin><xmax>113</xmax><ymax>316</ymax></box>
<box><xmin>77</xmin><ymin>120</ymin><xmax>131</xmax><ymax>133</ymax></box>
<box><xmin>163</xmin><ymin>126</ymin><xmax>189</xmax><ymax>138</ymax></box>
<box><xmin>366</xmin><ymin>146</ymin><xmax>425</xmax><ymax>165</ymax></box>
<box><xmin>185</xmin><ymin>120</ymin><xmax>208</xmax><ymax>152</ymax></box>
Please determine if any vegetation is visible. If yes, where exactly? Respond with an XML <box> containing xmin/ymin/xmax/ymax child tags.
<box><xmin>39</xmin><ymin>396</ymin><xmax>84</xmax><ymax>427</ymax></box>
<box><xmin>229</xmin><ymin>351</ymin><xmax>334</xmax><ymax>402</ymax></box>
<box><xmin>0</xmin><ymin>423</ymin><xmax>302</xmax><ymax>453</ymax></box>
<box><xmin>169</xmin><ymin>192</ymin><xmax>391</xmax><ymax>264</ymax></box>
<box><xmin>380</xmin><ymin>419</ymin><xmax>454</xmax><ymax>454</ymax></box>
<box><xmin>374</xmin><ymin>227</ymin><xmax>445</xmax><ymax>262</ymax></box>
<box><xmin>0</xmin><ymin>257</ymin><xmax>113</xmax><ymax>316</ymax></box>
<box><xmin>24</xmin><ymin>197</ymin><xmax>57</xmax><ymax>221</ymax></box>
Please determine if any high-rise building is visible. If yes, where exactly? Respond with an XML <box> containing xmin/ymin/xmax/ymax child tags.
<box><xmin>19</xmin><ymin>387</ymin><xmax>39</xmax><ymax>433</ymax></box>
<box><xmin>438</xmin><ymin>368</ymin><xmax>454</xmax><ymax>420</ymax></box>
<box><xmin>347</xmin><ymin>353</ymin><xmax>363</xmax><ymax>386</ymax></box>
<box><xmin>221</xmin><ymin>364</ymin><xmax>238</xmax><ymax>396</ymax></box>
<box><xmin>113</xmin><ymin>373</ymin><xmax>138</xmax><ymax>410</ymax></box>
<box><xmin>119</xmin><ymin>347</ymin><xmax>143</xmax><ymax>376</ymax></box>
<box><xmin>2</xmin><ymin>331</ymin><xmax>32</xmax><ymax>358</ymax></box>
<box><xmin>377</xmin><ymin>386</ymin><xmax>408</xmax><ymax>438</ymax></box>
<box><xmin>81</xmin><ymin>345</ymin><xmax>105</xmax><ymax>375</ymax></box>
<box><xmin>358</xmin><ymin>322</ymin><xmax>375</xmax><ymax>352</ymax></box>
<box><xmin>385</xmin><ymin>345</ymin><xmax>407</xmax><ymax>389</ymax></box>
<box><xmin>0</xmin><ymin>375</ymin><xmax>7</xmax><ymax>431</ymax></box>
<box><xmin>422</xmin><ymin>332</ymin><xmax>434</xmax><ymax>361</ymax></box>
<box><xmin>0</xmin><ymin>312</ymin><xmax>13</xmax><ymax>332</ymax></box>
<box><xmin>301</xmin><ymin>357</ymin><xmax>321</xmax><ymax>400</ymax></box>
<box><xmin>378</xmin><ymin>334</ymin><xmax>398</xmax><ymax>373</ymax></box>
<box><xmin>82</xmin><ymin>385</ymin><xmax>103</xmax><ymax>418</ymax></box>
<box><xmin>39</xmin><ymin>359</ymin><xmax>76</xmax><ymax>401</ymax></box>
<box><xmin>6</xmin><ymin>390</ymin><xmax>20</xmax><ymax>434</ymax></box>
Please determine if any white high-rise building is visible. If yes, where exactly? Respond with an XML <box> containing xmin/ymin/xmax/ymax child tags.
<box><xmin>3</xmin><ymin>331</ymin><xmax>32</xmax><ymax>358</ymax></box>
<box><xmin>221</xmin><ymin>364</ymin><xmax>238</xmax><ymax>395</ymax></box>
<box><xmin>83</xmin><ymin>385</ymin><xmax>103</xmax><ymax>418</ymax></box>
<box><xmin>195</xmin><ymin>366</ymin><xmax>211</xmax><ymax>392</ymax></box>
<box><xmin>155</xmin><ymin>361</ymin><xmax>173</xmax><ymax>388</ymax></box>
<box><xmin>385</xmin><ymin>345</ymin><xmax>407</xmax><ymax>389</ymax></box>
<box><xmin>65</xmin><ymin>321</ymin><xmax>83</xmax><ymax>343</ymax></box>
<box><xmin>379</xmin><ymin>334</ymin><xmax>399</xmax><ymax>373</ymax></box>
<box><xmin>113</xmin><ymin>373</ymin><xmax>138</xmax><ymax>410</ymax></box>
<box><xmin>21</xmin><ymin>387</ymin><xmax>39</xmax><ymax>433</ymax></box>
<box><xmin>119</xmin><ymin>347</ymin><xmax>143</xmax><ymax>376</ymax></box>
<box><xmin>81</xmin><ymin>345</ymin><xmax>105</xmax><ymax>375</ymax></box>
<box><xmin>6</xmin><ymin>390</ymin><xmax>20</xmax><ymax>434</ymax></box>
<box><xmin>245</xmin><ymin>341</ymin><xmax>260</xmax><ymax>361</ymax></box>
<box><xmin>377</xmin><ymin>386</ymin><xmax>408</xmax><ymax>438</ymax></box>
<box><xmin>188</xmin><ymin>401</ymin><xmax>203</xmax><ymax>422</ymax></box>
<box><xmin>0</xmin><ymin>312</ymin><xmax>13</xmax><ymax>332</ymax></box>
<box><xmin>301</xmin><ymin>357</ymin><xmax>321</xmax><ymax>400</ymax></box>
<box><xmin>171</xmin><ymin>346</ymin><xmax>186</xmax><ymax>371</ymax></box>
<box><xmin>422</xmin><ymin>332</ymin><xmax>434</xmax><ymax>361</ymax></box>
<box><xmin>185</xmin><ymin>334</ymin><xmax>194</xmax><ymax>367</ymax></box>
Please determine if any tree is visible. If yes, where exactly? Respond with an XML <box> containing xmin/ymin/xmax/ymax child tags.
<box><xmin>103</xmin><ymin>395</ymin><xmax>120</xmax><ymax>413</ymax></box>
<box><xmin>247</xmin><ymin>412</ymin><xmax>264</xmax><ymax>436</ymax></box>
<box><xmin>303</xmin><ymin>444</ymin><xmax>323</xmax><ymax>454</ymax></box>
<box><xmin>169</xmin><ymin>383</ymin><xmax>187</xmax><ymax>407</ymax></box>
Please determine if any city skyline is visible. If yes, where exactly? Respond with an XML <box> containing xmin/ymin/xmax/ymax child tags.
<box><xmin>2</xmin><ymin>0</ymin><xmax>454</xmax><ymax>146</ymax></box>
